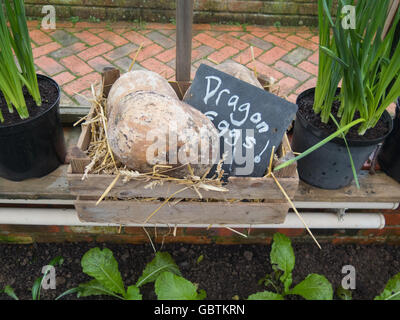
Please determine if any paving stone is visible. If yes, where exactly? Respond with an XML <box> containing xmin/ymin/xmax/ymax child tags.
<box><xmin>73</xmin><ymin>93</ymin><xmax>91</xmax><ymax>106</ymax></box>
<box><xmin>34</xmin><ymin>56</ymin><xmax>65</xmax><ymax>76</ymax></box>
<box><xmin>103</xmin><ymin>43</ymin><xmax>139</xmax><ymax>61</ymax></box>
<box><xmin>282</xmin><ymin>47</ymin><xmax>313</xmax><ymax>65</ymax></box>
<box><xmin>208</xmin><ymin>46</ymin><xmax>239</xmax><ymax>64</ymax></box>
<box><xmin>50</xmin><ymin>42</ymin><xmax>88</xmax><ymax>59</ymax></box>
<box><xmin>146</xmin><ymin>31</ymin><xmax>175</xmax><ymax>49</ymax></box>
<box><xmin>51</xmin><ymin>30</ymin><xmax>79</xmax><ymax>46</ymax></box>
<box><xmin>240</xmin><ymin>34</ymin><xmax>273</xmax><ymax>51</ymax></box>
<box><xmin>78</xmin><ymin>43</ymin><xmax>114</xmax><ymax>61</ymax></box>
<box><xmin>60</xmin><ymin>92</ymin><xmax>75</xmax><ymax>106</ymax></box>
<box><xmin>63</xmin><ymin>72</ymin><xmax>101</xmax><ymax>95</ymax></box>
<box><xmin>97</xmin><ymin>31</ymin><xmax>129</xmax><ymax>46</ymax></box>
<box><xmin>53</xmin><ymin>72</ymin><xmax>76</xmax><ymax>86</ymax></box>
<box><xmin>33</xmin><ymin>42</ymin><xmax>61</xmax><ymax>59</ymax></box>
<box><xmin>233</xmin><ymin>46</ymin><xmax>263</xmax><ymax>65</ymax></box>
<box><xmin>113</xmin><ymin>56</ymin><xmax>134</xmax><ymax>72</ymax></box>
<box><xmin>74</xmin><ymin>30</ymin><xmax>103</xmax><ymax>46</ymax></box>
<box><xmin>194</xmin><ymin>33</ymin><xmax>224</xmax><ymax>49</ymax></box>
<box><xmin>60</xmin><ymin>55</ymin><xmax>93</xmax><ymax>76</ymax></box>
<box><xmin>274</xmin><ymin>60</ymin><xmax>311</xmax><ymax>81</ymax></box>
<box><xmin>192</xmin><ymin>45</ymin><xmax>215</xmax><ymax>61</ymax></box>
<box><xmin>140</xmin><ymin>58</ymin><xmax>175</xmax><ymax>79</ymax></box>
<box><xmin>88</xmin><ymin>56</ymin><xmax>114</xmax><ymax>72</ymax></box>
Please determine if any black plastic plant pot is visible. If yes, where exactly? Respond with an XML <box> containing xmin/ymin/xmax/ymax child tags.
<box><xmin>378</xmin><ymin>99</ymin><xmax>400</xmax><ymax>183</ymax></box>
<box><xmin>0</xmin><ymin>74</ymin><xmax>66</xmax><ymax>181</ymax></box>
<box><xmin>291</xmin><ymin>88</ymin><xmax>393</xmax><ymax>190</ymax></box>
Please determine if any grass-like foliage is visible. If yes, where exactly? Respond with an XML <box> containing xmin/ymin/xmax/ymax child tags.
<box><xmin>318</xmin><ymin>0</ymin><xmax>400</xmax><ymax>135</ymax></box>
<box><xmin>313</xmin><ymin>0</ymin><xmax>342</xmax><ymax>124</ymax></box>
<box><xmin>247</xmin><ymin>233</ymin><xmax>333</xmax><ymax>300</ymax></box>
<box><xmin>0</xmin><ymin>0</ymin><xmax>40</xmax><ymax>122</ymax></box>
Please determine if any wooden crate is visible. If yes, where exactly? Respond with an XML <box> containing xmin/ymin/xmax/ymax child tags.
<box><xmin>67</xmin><ymin>70</ymin><xmax>299</xmax><ymax>225</ymax></box>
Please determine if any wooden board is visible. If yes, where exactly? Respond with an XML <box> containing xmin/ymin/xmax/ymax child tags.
<box><xmin>68</xmin><ymin>173</ymin><xmax>298</xmax><ymax>201</ymax></box>
<box><xmin>295</xmin><ymin>170</ymin><xmax>400</xmax><ymax>203</ymax></box>
<box><xmin>75</xmin><ymin>199</ymin><xmax>288</xmax><ymax>224</ymax></box>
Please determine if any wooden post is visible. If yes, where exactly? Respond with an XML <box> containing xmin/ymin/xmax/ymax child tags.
<box><xmin>176</xmin><ymin>0</ymin><xmax>194</xmax><ymax>82</ymax></box>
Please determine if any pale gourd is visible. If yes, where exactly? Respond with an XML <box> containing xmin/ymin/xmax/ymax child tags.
<box><xmin>107</xmin><ymin>91</ymin><xmax>220</xmax><ymax>178</ymax></box>
<box><xmin>214</xmin><ymin>61</ymin><xmax>263</xmax><ymax>89</ymax></box>
<box><xmin>107</xmin><ymin>70</ymin><xmax>178</xmax><ymax>120</ymax></box>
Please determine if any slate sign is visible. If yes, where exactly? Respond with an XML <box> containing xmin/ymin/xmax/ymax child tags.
<box><xmin>183</xmin><ymin>63</ymin><xmax>298</xmax><ymax>177</ymax></box>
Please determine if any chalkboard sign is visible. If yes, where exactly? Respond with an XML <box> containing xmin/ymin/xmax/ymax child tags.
<box><xmin>183</xmin><ymin>63</ymin><xmax>298</xmax><ymax>177</ymax></box>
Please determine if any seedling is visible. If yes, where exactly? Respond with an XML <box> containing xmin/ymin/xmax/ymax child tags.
<box><xmin>57</xmin><ymin>248</ymin><xmax>206</xmax><ymax>300</ymax></box>
<box><xmin>0</xmin><ymin>256</ymin><xmax>63</xmax><ymax>300</ymax></box>
<box><xmin>336</xmin><ymin>272</ymin><xmax>400</xmax><ymax>300</ymax></box>
<box><xmin>247</xmin><ymin>233</ymin><xmax>333</xmax><ymax>300</ymax></box>
<box><xmin>374</xmin><ymin>273</ymin><xmax>400</xmax><ymax>300</ymax></box>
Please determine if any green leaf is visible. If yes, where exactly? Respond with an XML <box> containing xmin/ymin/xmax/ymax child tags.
<box><xmin>81</xmin><ymin>247</ymin><xmax>125</xmax><ymax>295</ymax></box>
<box><xmin>336</xmin><ymin>286</ymin><xmax>352</xmax><ymax>300</ymax></box>
<box><xmin>1</xmin><ymin>285</ymin><xmax>19</xmax><ymax>300</ymax></box>
<box><xmin>375</xmin><ymin>273</ymin><xmax>400</xmax><ymax>300</ymax></box>
<box><xmin>77</xmin><ymin>280</ymin><xmax>125</xmax><ymax>300</ymax></box>
<box><xmin>247</xmin><ymin>291</ymin><xmax>284</xmax><ymax>300</ymax></box>
<box><xmin>31</xmin><ymin>277</ymin><xmax>42</xmax><ymax>300</ymax></box>
<box><xmin>270</xmin><ymin>233</ymin><xmax>295</xmax><ymax>292</ymax></box>
<box><xmin>125</xmin><ymin>285</ymin><xmax>143</xmax><ymax>300</ymax></box>
<box><xmin>154</xmin><ymin>271</ymin><xmax>206</xmax><ymax>300</ymax></box>
<box><xmin>290</xmin><ymin>274</ymin><xmax>333</xmax><ymax>300</ymax></box>
<box><xmin>136</xmin><ymin>252</ymin><xmax>181</xmax><ymax>287</ymax></box>
<box><xmin>196</xmin><ymin>255</ymin><xmax>204</xmax><ymax>264</ymax></box>
<box><xmin>32</xmin><ymin>256</ymin><xmax>64</xmax><ymax>300</ymax></box>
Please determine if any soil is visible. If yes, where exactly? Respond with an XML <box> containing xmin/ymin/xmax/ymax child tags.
<box><xmin>0</xmin><ymin>242</ymin><xmax>399</xmax><ymax>300</ymax></box>
<box><xmin>0</xmin><ymin>76</ymin><xmax>59</xmax><ymax>127</ymax></box>
<box><xmin>297</xmin><ymin>90</ymin><xmax>390</xmax><ymax>141</ymax></box>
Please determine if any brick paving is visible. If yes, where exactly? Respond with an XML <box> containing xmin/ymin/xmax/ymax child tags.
<box><xmin>28</xmin><ymin>20</ymin><xmax>320</xmax><ymax>107</ymax></box>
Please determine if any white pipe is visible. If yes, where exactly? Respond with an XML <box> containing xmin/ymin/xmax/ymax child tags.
<box><xmin>294</xmin><ymin>201</ymin><xmax>399</xmax><ymax>210</ymax></box>
<box><xmin>0</xmin><ymin>199</ymin><xmax>397</xmax><ymax>210</ymax></box>
<box><xmin>0</xmin><ymin>208</ymin><xmax>385</xmax><ymax>229</ymax></box>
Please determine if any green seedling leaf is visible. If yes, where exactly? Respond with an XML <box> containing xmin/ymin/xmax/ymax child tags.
<box><xmin>136</xmin><ymin>252</ymin><xmax>181</xmax><ymax>287</ymax></box>
<box><xmin>56</xmin><ymin>280</ymin><xmax>125</xmax><ymax>300</ymax></box>
<box><xmin>375</xmin><ymin>273</ymin><xmax>400</xmax><ymax>300</ymax></box>
<box><xmin>31</xmin><ymin>277</ymin><xmax>42</xmax><ymax>300</ymax></box>
<box><xmin>1</xmin><ymin>285</ymin><xmax>19</xmax><ymax>300</ymax></box>
<box><xmin>155</xmin><ymin>271</ymin><xmax>206</xmax><ymax>300</ymax></box>
<box><xmin>76</xmin><ymin>279</ymin><xmax>122</xmax><ymax>299</ymax></box>
<box><xmin>81</xmin><ymin>247</ymin><xmax>125</xmax><ymax>295</ymax></box>
<box><xmin>32</xmin><ymin>256</ymin><xmax>64</xmax><ymax>300</ymax></box>
<box><xmin>247</xmin><ymin>291</ymin><xmax>284</xmax><ymax>300</ymax></box>
<box><xmin>125</xmin><ymin>285</ymin><xmax>143</xmax><ymax>300</ymax></box>
<box><xmin>336</xmin><ymin>286</ymin><xmax>352</xmax><ymax>300</ymax></box>
<box><xmin>289</xmin><ymin>274</ymin><xmax>333</xmax><ymax>300</ymax></box>
<box><xmin>270</xmin><ymin>233</ymin><xmax>295</xmax><ymax>293</ymax></box>
<box><xmin>196</xmin><ymin>255</ymin><xmax>204</xmax><ymax>264</ymax></box>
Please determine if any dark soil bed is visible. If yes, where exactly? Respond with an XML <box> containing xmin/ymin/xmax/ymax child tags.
<box><xmin>0</xmin><ymin>242</ymin><xmax>399</xmax><ymax>300</ymax></box>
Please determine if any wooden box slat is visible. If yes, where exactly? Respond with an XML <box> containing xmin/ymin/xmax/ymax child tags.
<box><xmin>76</xmin><ymin>199</ymin><xmax>288</xmax><ymax>224</ymax></box>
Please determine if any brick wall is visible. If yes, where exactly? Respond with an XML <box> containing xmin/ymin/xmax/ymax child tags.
<box><xmin>1</xmin><ymin>207</ymin><xmax>400</xmax><ymax>245</ymax></box>
<box><xmin>25</xmin><ymin>0</ymin><xmax>319</xmax><ymax>26</ymax></box>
